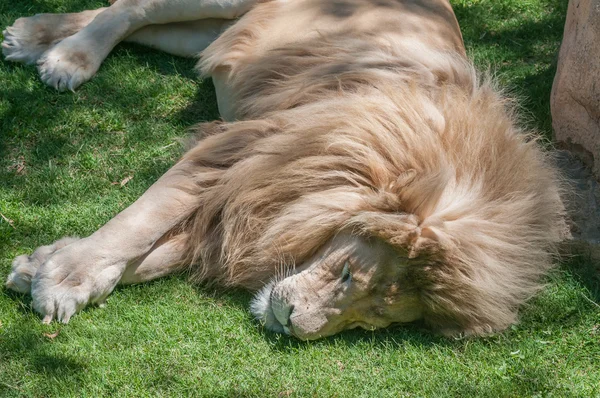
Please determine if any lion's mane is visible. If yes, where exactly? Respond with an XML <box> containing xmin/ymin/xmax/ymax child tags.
<box><xmin>173</xmin><ymin>2</ymin><xmax>568</xmax><ymax>336</ymax></box>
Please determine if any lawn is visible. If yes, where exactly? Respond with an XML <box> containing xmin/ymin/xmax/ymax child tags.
<box><xmin>1</xmin><ymin>0</ymin><xmax>599</xmax><ymax>396</ymax></box>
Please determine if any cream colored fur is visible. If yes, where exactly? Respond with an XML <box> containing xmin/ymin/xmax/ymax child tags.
<box><xmin>3</xmin><ymin>0</ymin><xmax>568</xmax><ymax>339</ymax></box>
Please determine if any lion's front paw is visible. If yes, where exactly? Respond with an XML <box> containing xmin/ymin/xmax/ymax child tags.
<box><xmin>6</xmin><ymin>237</ymin><xmax>80</xmax><ymax>294</ymax></box>
<box><xmin>31</xmin><ymin>238</ymin><xmax>126</xmax><ymax>323</ymax></box>
<box><xmin>37</xmin><ymin>34</ymin><xmax>101</xmax><ymax>91</ymax></box>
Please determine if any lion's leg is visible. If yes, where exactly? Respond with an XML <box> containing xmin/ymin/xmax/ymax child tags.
<box><xmin>27</xmin><ymin>160</ymin><xmax>201</xmax><ymax>323</ymax></box>
<box><xmin>125</xmin><ymin>19</ymin><xmax>232</xmax><ymax>58</ymax></box>
<box><xmin>3</xmin><ymin>10</ymin><xmax>231</xmax><ymax>65</ymax></box>
<box><xmin>119</xmin><ymin>233</ymin><xmax>189</xmax><ymax>284</ymax></box>
<box><xmin>33</xmin><ymin>0</ymin><xmax>258</xmax><ymax>91</ymax></box>
<box><xmin>6</xmin><ymin>232</ymin><xmax>187</xmax><ymax>294</ymax></box>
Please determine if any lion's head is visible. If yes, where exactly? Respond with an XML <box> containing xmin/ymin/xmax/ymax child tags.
<box><xmin>251</xmin><ymin>232</ymin><xmax>423</xmax><ymax>340</ymax></box>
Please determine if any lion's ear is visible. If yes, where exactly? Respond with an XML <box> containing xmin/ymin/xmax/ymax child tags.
<box><xmin>348</xmin><ymin>212</ymin><xmax>441</xmax><ymax>259</ymax></box>
<box><xmin>406</xmin><ymin>225</ymin><xmax>440</xmax><ymax>259</ymax></box>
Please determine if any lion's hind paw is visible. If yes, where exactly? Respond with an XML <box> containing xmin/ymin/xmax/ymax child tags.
<box><xmin>2</xmin><ymin>16</ymin><xmax>59</xmax><ymax>64</ymax></box>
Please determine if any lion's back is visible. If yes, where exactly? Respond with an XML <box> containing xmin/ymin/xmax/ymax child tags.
<box><xmin>199</xmin><ymin>0</ymin><xmax>466</xmax><ymax>119</ymax></box>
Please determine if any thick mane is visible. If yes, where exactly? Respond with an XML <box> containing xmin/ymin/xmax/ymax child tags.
<box><xmin>179</xmin><ymin>2</ymin><xmax>568</xmax><ymax>335</ymax></box>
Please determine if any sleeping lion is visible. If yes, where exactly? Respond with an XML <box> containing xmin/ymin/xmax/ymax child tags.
<box><xmin>3</xmin><ymin>0</ymin><xmax>568</xmax><ymax>339</ymax></box>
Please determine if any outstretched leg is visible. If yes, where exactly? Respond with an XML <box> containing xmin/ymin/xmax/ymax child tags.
<box><xmin>6</xmin><ymin>232</ymin><xmax>188</xmax><ymax>296</ymax></box>
<box><xmin>32</xmin><ymin>0</ymin><xmax>257</xmax><ymax>90</ymax></box>
<box><xmin>22</xmin><ymin>159</ymin><xmax>201</xmax><ymax>323</ymax></box>
<box><xmin>2</xmin><ymin>10</ymin><xmax>231</xmax><ymax>65</ymax></box>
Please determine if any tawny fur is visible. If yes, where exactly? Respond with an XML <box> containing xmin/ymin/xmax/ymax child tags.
<box><xmin>165</xmin><ymin>0</ymin><xmax>570</xmax><ymax>336</ymax></box>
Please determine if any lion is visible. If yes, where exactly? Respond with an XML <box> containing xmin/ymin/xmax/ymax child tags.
<box><xmin>3</xmin><ymin>0</ymin><xmax>568</xmax><ymax>339</ymax></box>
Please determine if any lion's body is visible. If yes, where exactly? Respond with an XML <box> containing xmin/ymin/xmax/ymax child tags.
<box><xmin>4</xmin><ymin>0</ymin><xmax>568</xmax><ymax>339</ymax></box>
<box><xmin>200</xmin><ymin>0</ymin><xmax>464</xmax><ymax>120</ymax></box>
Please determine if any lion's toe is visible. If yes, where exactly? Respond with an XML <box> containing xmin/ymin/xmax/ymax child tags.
<box><xmin>6</xmin><ymin>254</ymin><xmax>38</xmax><ymax>294</ymax></box>
<box><xmin>31</xmin><ymin>257</ymin><xmax>93</xmax><ymax>324</ymax></box>
<box><xmin>30</xmin><ymin>237</ymin><xmax>123</xmax><ymax>323</ymax></box>
<box><xmin>5</xmin><ymin>237</ymin><xmax>80</xmax><ymax>295</ymax></box>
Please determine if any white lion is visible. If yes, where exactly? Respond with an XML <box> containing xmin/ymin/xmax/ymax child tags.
<box><xmin>3</xmin><ymin>0</ymin><xmax>568</xmax><ymax>339</ymax></box>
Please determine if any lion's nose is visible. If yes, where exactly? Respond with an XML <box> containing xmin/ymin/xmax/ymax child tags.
<box><xmin>271</xmin><ymin>296</ymin><xmax>294</xmax><ymax>329</ymax></box>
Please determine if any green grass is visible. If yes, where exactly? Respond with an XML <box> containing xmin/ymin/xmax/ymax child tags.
<box><xmin>1</xmin><ymin>0</ymin><xmax>599</xmax><ymax>396</ymax></box>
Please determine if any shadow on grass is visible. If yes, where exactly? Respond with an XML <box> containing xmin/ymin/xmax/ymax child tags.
<box><xmin>2</xmin><ymin>288</ymin><xmax>34</xmax><ymax>315</ymax></box>
<box><xmin>0</xmin><ymin>44</ymin><xmax>215</xmax><ymax>169</ymax></box>
<box><xmin>561</xmin><ymin>253</ymin><xmax>600</xmax><ymax>301</ymax></box>
<box><xmin>453</xmin><ymin>0</ymin><xmax>567</xmax><ymax>137</ymax></box>
<box><xmin>510</xmin><ymin>64</ymin><xmax>559</xmax><ymax>136</ymax></box>
<box><xmin>257</xmin><ymin>320</ymin><xmax>450</xmax><ymax>352</ymax></box>
<box><xmin>0</xmin><ymin>323</ymin><xmax>87</xmax><ymax>393</ymax></box>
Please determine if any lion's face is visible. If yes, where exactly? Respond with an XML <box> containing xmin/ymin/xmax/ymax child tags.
<box><xmin>251</xmin><ymin>232</ymin><xmax>423</xmax><ymax>340</ymax></box>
